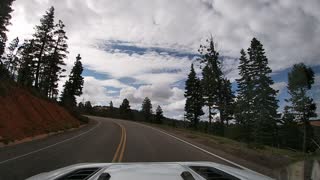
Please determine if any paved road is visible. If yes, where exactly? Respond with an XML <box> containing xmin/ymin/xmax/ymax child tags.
<box><xmin>0</xmin><ymin>116</ymin><xmax>236</xmax><ymax>180</ymax></box>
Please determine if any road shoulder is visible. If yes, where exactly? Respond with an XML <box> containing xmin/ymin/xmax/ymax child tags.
<box><xmin>0</xmin><ymin>119</ymin><xmax>97</xmax><ymax>162</ymax></box>
<box><xmin>138</xmin><ymin>122</ymin><xmax>305</xmax><ymax>178</ymax></box>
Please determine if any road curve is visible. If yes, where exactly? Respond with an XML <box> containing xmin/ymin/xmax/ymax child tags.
<box><xmin>0</xmin><ymin>116</ymin><xmax>237</xmax><ymax>180</ymax></box>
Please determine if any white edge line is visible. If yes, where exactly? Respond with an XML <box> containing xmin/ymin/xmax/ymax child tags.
<box><xmin>140</xmin><ymin>123</ymin><xmax>272</xmax><ymax>178</ymax></box>
<box><xmin>0</xmin><ymin>121</ymin><xmax>101</xmax><ymax>165</ymax></box>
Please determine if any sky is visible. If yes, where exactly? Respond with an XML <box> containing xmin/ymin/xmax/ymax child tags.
<box><xmin>7</xmin><ymin>0</ymin><xmax>320</xmax><ymax>119</ymax></box>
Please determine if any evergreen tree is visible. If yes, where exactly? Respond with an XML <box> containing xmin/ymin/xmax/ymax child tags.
<box><xmin>0</xmin><ymin>0</ymin><xmax>15</xmax><ymax>57</ymax></box>
<box><xmin>60</xmin><ymin>54</ymin><xmax>84</xmax><ymax>107</ymax></box>
<box><xmin>184</xmin><ymin>64</ymin><xmax>204</xmax><ymax>129</ymax></box>
<box><xmin>198</xmin><ymin>37</ymin><xmax>222</xmax><ymax>124</ymax></box>
<box><xmin>141</xmin><ymin>97</ymin><xmax>153</xmax><ymax>122</ymax></box>
<box><xmin>278</xmin><ymin>106</ymin><xmax>302</xmax><ymax>150</ymax></box>
<box><xmin>84</xmin><ymin>101</ymin><xmax>93</xmax><ymax>114</ymax></box>
<box><xmin>119</xmin><ymin>98</ymin><xmax>131</xmax><ymax>119</ymax></box>
<box><xmin>248</xmin><ymin>38</ymin><xmax>278</xmax><ymax>145</ymax></box>
<box><xmin>3</xmin><ymin>37</ymin><xmax>19</xmax><ymax>77</ymax></box>
<box><xmin>109</xmin><ymin>101</ymin><xmax>114</xmax><ymax>110</ymax></box>
<box><xmin>41</xmin><ymin>20</ymin><xmax>68</xmax><ymax>98</ymax></box>
<box><xmin>220</xmin><ymin>78</ymin><xmax>235</xmax><ymax>126</ymax></box>
<box><xmin>286</xmin><ymin>63</ymin><xmax>316</xmax><ymax>152</ymax></box>
<box><xmin>155</xmin><ymin>105</ymin><xmax>164</xmax><ymax>124</ymax></box>
<box><xmin>32</xmin><ymin>6</ymin><xmax>55</xmax><ymax>88</ymax></box>
<box><xmin>17</xmin><ymin>40</ymin><xmax>35</xmax><ymax>87</ymax></box>
<box><xmin>235</xmin><ymin>49</ymin><xmax>255</xmax><ymax>141</ymax></box>
<box><xmin>78</xmin><ymin>102</ymin><xmax>85</xmax><ymax>112</ymax></box>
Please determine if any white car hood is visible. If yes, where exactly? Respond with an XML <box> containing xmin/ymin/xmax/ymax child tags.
<box><xmin>26</xmin><ymin>162</ymin><xmax>274</xmax><ymax>180</ymax></box>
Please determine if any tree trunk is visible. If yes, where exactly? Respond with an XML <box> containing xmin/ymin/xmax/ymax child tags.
<box><xmin>35</xmin><ymin>37</ymin><xmax>47</xmax><ymax>88</ymax></box>
<box><xmin>208</xmin><ymin>106</ymin><xmax>212</xmax><ymax>124</ymax></box>
<box><xmin>303</xmin><ymin>120</ymin><xmax>307</xmax><ymax>153</ymax></box>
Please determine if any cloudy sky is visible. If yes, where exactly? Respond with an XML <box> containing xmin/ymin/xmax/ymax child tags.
<box><xmin>7</xmin><ymin>0</ymin><xmax>320</xmax><ymax>119</ymax></box>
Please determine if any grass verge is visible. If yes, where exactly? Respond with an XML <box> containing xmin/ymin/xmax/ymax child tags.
<box><xmin>141</xmin><ymin>122</ymin><xmax>308</xmax><ymax>177</ymax></box>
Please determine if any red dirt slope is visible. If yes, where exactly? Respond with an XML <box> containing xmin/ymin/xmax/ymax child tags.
<box><xmin>0</xmin><ymin>85</ymin><xmax>80</xmax><ymax>144</ymax></box>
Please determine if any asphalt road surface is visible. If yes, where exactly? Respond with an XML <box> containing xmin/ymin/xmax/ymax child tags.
<box><xmin>0</xmin><ymin>116</ymin><xmax>239</xmax><ymax>180</ymax></box>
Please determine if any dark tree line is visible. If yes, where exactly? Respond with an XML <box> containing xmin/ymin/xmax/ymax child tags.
<box><xmin>185</xmin><ymin>37</ymin><xmax>317</xmax><ymax>152</ymax></box>
<box><xmin>184</xmin><ymin>64</ymin><xmax>204</xmax><ymax>129</ymax></box>
<box><xmin>283</xmin><ymin>63</ymin><xmax>316</xmax><ymax>152</ymax></box>
<box><xmin>0</xmin><ymin>4</ymin><xmax>84</xmax><ymax>109</ymax></box>
<box><xmin>80</xmin><ymin>97</ymin><xmax>165</xmax><ymax>124</ymax></box>
<box><xmin>60</xmin><ymin>54</ymin><xmax>84</xmax><ymax>108</ymax></box>
<box><xmin>0</xmin><ymin>0</ymin><xmax>15</xmax><ymax>58</ymax></box>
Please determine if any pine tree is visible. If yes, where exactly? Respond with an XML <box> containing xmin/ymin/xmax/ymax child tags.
<box><xmin>78</xmin><ymin>102</ymin><xmax>85</xmax><ymax>112</ymax></box>
<box><xmin>119</xmin><ymin>98</ymin><xmax>131</xmax><ymax>119</ymax></box>
<box><xmin>109</xmin><ymin>101</ymin><xmax>114</xmax><ymax>110</ymax></box>
<box><xmin>84</xmin><ymin>101</ymin><xmax>93</xmax><ymax>114</ymax></box>
<box><xmin>220</xmin><ymin>78</ymin><xmax>234</xmax><ymax>126</ymax></box>
<box><xmin>286</xmin><ymin>63</ymin><xmax>316</xmax><ymax>152</ymax></box>
<box><xmin>60</xmin><ymin>54</ymin><xmax>84</xmax><ymax>107</ymax></box>
<box><xmin>248</xmin><ymin>38</ymin><xmax>278</xmax><ymax>145</ymax></box>
<box><xmin>198</xmin><ymin>37</ymin><xmax>222</xmax><ymax>124</ymax></box>
<box><xmin>184</xmin><ymin>64</ymin><xmax>204</xmax><ymax>129</ymax></box>
<box><xmin>33</xmin><ymin>6</ymin><xmax>55</xmax><ymax>88</ymax></box>
<box><xmin>3</xmin><ymin>37</ymin><xmax>19</xmax><ymax>77</ymax></box>
<box><xmin>17</xmin><ymin>40</ymin><xmax>35</xmax><ymax>87</ymax></box>
<box><xmin>0</xmin><ymin>0</ymin><xmax>15</xmax><ymax>57</ymax></box>
<box><xmin>155</xmin><ymin>105</ymin><xmax>164</xmax><ymax>124</ymax></box>
<box><xmin>278</xmin><ymin>106</ymin><xmax>302</xmax><ymax>150</ymax></box>
<box><xmin>41</xmin><ymin>20</ymin><xmax>68</xmax><ymax>98</ymax></box>
<box><xmin>235</xmin><ymin>49</ymin><xmax>255</xmax><ymax>141</ymax></box>
<box><xmin>141</xmin><ymin>97</ymin><xmax>153</xmax><ymax>122</ymax></box>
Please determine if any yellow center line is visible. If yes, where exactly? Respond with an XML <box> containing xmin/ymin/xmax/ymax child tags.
<box><xmin>112</xmin><ymin>123</ymin><xmax>124</xmax><ymax>162</ymax></box>
<box><xmin>118</xmin><ymin>124</ymin><xmax>127</xmax><ymax>162</ymax></box>
<box><xmin>111</xmin><ymin>122</ymin><xmax>127</xmax><ymax>162</ymax></box>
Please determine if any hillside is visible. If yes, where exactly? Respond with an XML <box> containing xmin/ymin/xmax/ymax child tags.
<box><xmin>0</xmin><ymin>80</ymin><xmax>81</xmax><ymax>144</ymax></box>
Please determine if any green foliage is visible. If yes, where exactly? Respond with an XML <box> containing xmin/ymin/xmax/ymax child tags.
<box><xmin>13</xmin><ymin>7</ymin><xmax>69</xmax><ymax>99</ymax></box>
<box><xmin>184</xmin><ymin>64</ymin><xmax>204</xmax><ymax>129</ymax></box>
<box><xmin>40</xmin><ymin>20</ymin><xmax>68</xmax><ymax>98</ymax></box>
<box><xmin>248</xmin><ymin>38</ymin><xmax>278</xmax><ymax>145</ymax></box>
<box><xmin>235</xmin><ymin>38</ymin><xmax>278</xmax><ymax>145</ymax></box>
<box><xmin>278</xmin><ymin>106</ymin><xmax>303</xmax><ymax>150</ymax></box>
<box><xmin>17</xmin><ymin>40</ymin><xmax>35</xmax><ymax>87</ymax></box>
<box><xmin>60</xmin><ymin>54</ymin><xmax>84</xmax><ymax>108</ymax></box>
<box><xmin>33</xmin><ymin>6</ymin><xmax>56</xmax><ymax>89</ymax></box>
<box><xmin>198</xmin><ymin>37</ymin><xmax>234</xmax><ymax>134</ymax></box>
<box><xmin>84</xmin><ymin>101</ymin><xmax>93</xmax><ymax>114</ymax></box>
<box><xmin>286</xmin><ymin>63</ymin><xmax>317</xmax><ymax>152</ymax></box>
<box><xmin>219</xmin><ymin>78</ymin><xmax>235</xmax><ymax>126</ymax></box>
<box><xmin>141</xmin><ymin>97</ymin><xmax>153</xmax><ymax>122</ymax></box>
<box><xmin>155</xmin><ymin>105</ymin><xmax>163</xmax><ymax>124</ymax></box>
<box><xmin>235</xmin><ymin>49</ymin><xmax>254</xmax><ymax>125</ymax></box>
<box><xmin>109</xmin><ymin>101</ymin><xmax>114</xmax><ymax>110</ymax></box>
<box><xmin>198</xmin><ymin>38</ymin><xmax>222</xmax><ymax>124</ymax></box>
<box><xmin>78</xmin><ymin>102</ymin><xmax>85</xmax><ymax>111</ymax></box>
<box><xmin>0</xmin><ymin>0</ymin><xmax>15</xmax><ymax>57</ymax></box>
<box><xmin>119</xmin><ymin>98</ymin><xmax>132</xmax><ymax>119</ymax></box>
<box><xmin>2</xmin><ymin>37</ymin><xmax>19</xmax><ymax>78</ymax></box>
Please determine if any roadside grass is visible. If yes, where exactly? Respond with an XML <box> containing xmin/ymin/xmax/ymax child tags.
<box><xmin>141</xmin><ymin>122</ymin><xmax>306</xmax><ymax>166</ymax></box>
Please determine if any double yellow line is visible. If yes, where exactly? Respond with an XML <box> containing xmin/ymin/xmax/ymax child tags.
<box><xmin>112</xmin><ymin>122</ymin><xmax>127</xmax><ymax>162</ymax></box>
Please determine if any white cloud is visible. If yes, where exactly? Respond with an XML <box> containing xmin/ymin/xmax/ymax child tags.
<box><xmin>118</xmin><ymin>83</ymin><xmax>186</xmax><ymax>117</ymax></box>
<box><xmin>5</xmin><ymin>0</ymin><xmax>320</xmax><ymax>118</ymax></box>
<box><xmin>8</xmin><ymin>0</ymin><xmax>320</xmax><ymax>71</ymax></box>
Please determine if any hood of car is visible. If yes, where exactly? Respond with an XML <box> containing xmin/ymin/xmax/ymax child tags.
<box><xmin>26</xmin><ymin>162</ymin><xmax>274</xmax><ymax>180</ymax></box>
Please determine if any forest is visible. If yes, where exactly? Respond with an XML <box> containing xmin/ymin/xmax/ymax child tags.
<box><xmin>1</xmin><ymin>1</ymin><xmax>318</xmax><ymax>154</ymax></box>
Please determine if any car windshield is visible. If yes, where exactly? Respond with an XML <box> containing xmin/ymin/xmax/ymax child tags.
<box><xmin>0</xmin><ymin>1</ymin><xmax>319</xmax><ymax>180</ymax></box>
